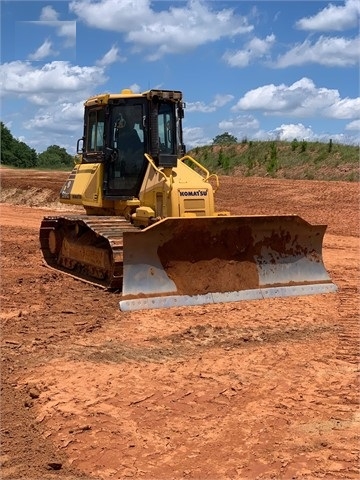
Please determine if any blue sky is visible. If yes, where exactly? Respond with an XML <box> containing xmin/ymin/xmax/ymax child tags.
<box><xmin>1</xmin><ymin>0</ymin><xmax>359</xmax><ymax>154</ymax></box>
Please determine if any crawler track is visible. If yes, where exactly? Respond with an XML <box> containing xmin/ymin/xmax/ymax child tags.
<box><xmin>39</xmin><ymin>215</ymin><xmax>139</xmax><ymax>289</ymax></box>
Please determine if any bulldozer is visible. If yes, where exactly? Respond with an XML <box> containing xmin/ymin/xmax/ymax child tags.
<box><xmin>39</xmin><ymin>88</ymin><xmax>337</xmax><ymax>311</ymax></box>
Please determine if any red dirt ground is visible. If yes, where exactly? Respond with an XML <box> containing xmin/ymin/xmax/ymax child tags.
<box><xmin>0</xmin><ymin>168</ymin><xmax>359</xmax><ymax>480</ymax></box>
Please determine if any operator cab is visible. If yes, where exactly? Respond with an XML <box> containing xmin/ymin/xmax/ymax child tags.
<box><xmin>78</xmin><ymin>89</ymin><xmax>185</xmax><ymax>200</ymax></box>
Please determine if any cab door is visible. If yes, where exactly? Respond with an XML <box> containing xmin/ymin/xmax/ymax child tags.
<box><xmin>104</xmin><ymin>103</ymin><xmax>146</xmax><ymax>199</ymax></box>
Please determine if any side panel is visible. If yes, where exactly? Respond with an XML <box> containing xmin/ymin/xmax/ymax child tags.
<box><xmin>60</xmin><ymin>163</ymin><xmax>104</xmax><ymax>206</ymax></box>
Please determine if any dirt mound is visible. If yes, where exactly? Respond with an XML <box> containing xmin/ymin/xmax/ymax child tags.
<box><xmin>1</xmin><ymin>186</ymin><xmax>62</xmax><ymax>208</ymax></box>
<box><xmin>0</xmin><ymin>168</ymin><xmax>81</xmax><ymax>211</ymax></box>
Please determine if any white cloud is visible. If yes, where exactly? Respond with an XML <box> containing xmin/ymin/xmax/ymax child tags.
<box><xmin>270</xmin><ymin>123</ymin><xmax>360</xmax><ymax>145</ymax></box>
<box><xmin>248</xmin><ymin>35</ymin><xmax>276</xmax><ymax>55</ymax></box>
<box><xmin>272</xmin><ymin>123</ymin><xmax>314</xmax><ymax>141</ymax></box>
<box><xmin>223</xmin><ymin>34</ymin><xmax>275</xmax><ymax>67</ymax></box>
<box><xmin>26</xmin><ymin>6</ymin><xmax>76</xmax><ymax>48</ymax></box>
<box><xmin>219</xmin><ymin>115</ymin><xmax>259</xmax><ymax>136</ymax></box>
<box><xmin>212</xmin><ymin>94</ymin><xmax>235</xmax><ymax>108</ymax></box>
<box><xmin>187</xmin><ymin>93</ymin><xmax>234</xmax><ymax>113</ymax></box>
<box><xmin>345</xmin><ymin>119</ymin><xmax>360</xmax><ymax>131</ymax></box>
<box><xmin>233</xmin><ymin>77</ymin><xmax>360</xmax><ymax>120</ymax></box>
<box><xmin>223</xmin><ymin>50</ymin><xmax>249</xmax><ymax>68</ymax></box>
<box><xmin>0</xmin><ymin>61</ymin><xmax>108</xmax><ymax>97</ymax></box>
<box><xmin>25</xmin><ymin>101</ymin><xmax>84</xmax><ymax>133</ymax></box>
<box><xmin>70</xmin><ymin>0</ymin><xmax>253</xmax><ymax>59</ymax></box>
<box><xmin>96</xmin><ymin>45</ymin><xmax>126</xmax><ymax>66</ymax></box>
<box><xmin>24</xmin><ymin>94</ymin><xmax>52</xmax><ymax>106</ymax></box>
<box><xmin>40</xmin><ymin>6</ymin><xmax>59</xmax><ymax>21</ymax></box>
<box><xmin>70</xmin><ymin>0</ymin><xmax>150</xmax><ymax>30</ymax></box>
<box><xmin>20</xmin><ymin>100</ymin><xmax>87</xmax><ymax>153</ymax></box>
<box><xmin>28</xmin><ymin>39</ymin><xmax>59</xmax><ymax>61</ymax></box>
<box><xmin>275</xmin><ymin>35</ymin><xmax>360</xmax><ymax>68</ymax></box>
<box><xmin>129</xmin><ymin>83</ymin><xmax>141</xmax><ymax>93</ymax></box>
<box><xmin>183</xmin><ymin>126</ymin><xmax>212</xmax><ymax>148</ymax></box>
<box><xmin>326</xmin><ymin>97</ymin><xmax>360</xmax><ymax>119</ymax></box>
<box><xmin>296</xmin><ymin>0</ymin><xmax>360</xmax><ymax>32</ymax></box>
<box><xmin>187</xmin><ymin>101</ymin><xmax>216</xmax><ymax>113</ymax></box>
<box><xmin>56</xmin><ymin>22</ymin><xmax>77</xmax><ymax>47</ymax></box>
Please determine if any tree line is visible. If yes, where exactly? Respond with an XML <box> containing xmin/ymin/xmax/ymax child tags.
<box><xmin>1</xmin><ymin>122</ymin><xmax>74</xmax><ymax>169</ymax></box>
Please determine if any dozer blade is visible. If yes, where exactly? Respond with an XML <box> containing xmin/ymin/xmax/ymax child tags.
<box><xmin>119</xmin><ymin>215</ymin><xmax>337</xmax><ymax>311</ymax></box>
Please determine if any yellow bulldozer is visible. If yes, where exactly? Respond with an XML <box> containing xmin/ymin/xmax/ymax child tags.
<box><xmin>39</xmin><ymin>88</ymin><xmax>337</xmax><ymax>311</ymax></box>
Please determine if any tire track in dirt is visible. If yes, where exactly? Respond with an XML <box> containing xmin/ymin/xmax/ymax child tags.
<box><xmin>332</xmin><ymin>236</ymin><xmax>359</xmax><ymax>366</ymax></box>
<box><xmin>336</xmin><ymin>285</ymin><xmax>359</xmax><ymax>365</ymax></box>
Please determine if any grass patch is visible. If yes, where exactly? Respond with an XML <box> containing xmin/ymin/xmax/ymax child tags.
<box><xmin>188</xmin><ymin>140</ymin><xmax>359</xmax><ymax>181</ymax></box>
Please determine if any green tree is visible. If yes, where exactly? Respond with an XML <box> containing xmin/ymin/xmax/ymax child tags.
<box><xmin>267</xmin><ymin>141</ymin><xmax>278</xmax><ymax>174</ymax></box>
<box><xmin>1</xmin><ymin>122</ymin><xmax>13</xmax><ymax>151</ymax></box>
<box><xmin>217</xmin><ymin>147</ymin><xmax>230</xmax><ymax>171</ymax></box>
<box><xmin>0</xmin><ymin>122</ymin><xmax>37</xmax><ymax>167</ymax></box>
<box><xmin>16</xmin><ymin>141</ymin><xmax>38</xmax><ymax>168</ymax></box>
<box><xmin>212</xmin><ymin>132</ymin><xmax>238</xmax><ymax>145</ymax></box>
<box><xmin>300</xmin><ymin>140</ymin><xmax>308</xmax><ymax>153</ymax></box>
<box><xmin>38</xmin><ymin>145</ymin><xmax>74</xmax><ymax>168</ymax></box>
<box><xmin>291</xmin><ymin>138</ymin><xmax>299</xmax><ymax>151</ymax></box>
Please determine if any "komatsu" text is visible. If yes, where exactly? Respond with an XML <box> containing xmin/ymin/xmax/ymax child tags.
<box><xmin>179</xmin><ymin>190</ymin><xmax>208</xmax><ymax>197</ymax></box>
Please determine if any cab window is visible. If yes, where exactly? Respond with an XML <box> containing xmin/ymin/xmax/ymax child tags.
<box><xmin>158</xmin><ymin>103</ymin><xmax>174</xmax><ymax>153</ymax></box>
<box><xmin>87</xmin><ymin>109</ymin><xmax>105</xmax><ymax>152</ymax></box>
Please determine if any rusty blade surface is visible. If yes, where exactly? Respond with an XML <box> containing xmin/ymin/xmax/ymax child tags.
<box><xmin>121</xmin><ymin>215</ymin><xmax>336</xmax><ymax>304</ymax></box>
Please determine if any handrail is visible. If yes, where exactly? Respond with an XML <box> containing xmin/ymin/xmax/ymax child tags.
<box><xmin>179</xmin><ymin>155</ymin><xmax>219</xmax><ymax>192</ymax></box>
<box><xmin>144</xmin><ymin>153</ymin><xmax>174</xmax><ymax>193</ymax></box>
<box><xmin>144</xmin><ymin>153</ymin><xmax>219</xmax><ymax>194</ymax></box>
